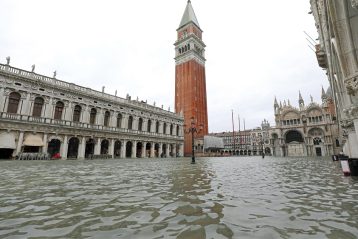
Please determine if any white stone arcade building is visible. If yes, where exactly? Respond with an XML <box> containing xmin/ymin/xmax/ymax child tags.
<box><xmin>0</xmin><ymin>62</ymin><xmax>184</xmax><ymax>159</ymax></box>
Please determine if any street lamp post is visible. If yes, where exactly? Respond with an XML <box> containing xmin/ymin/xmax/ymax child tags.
<box><xmin>184</xmin><ymin>117</ymin><xmax>203</xmax><ymax>164</ymax></box>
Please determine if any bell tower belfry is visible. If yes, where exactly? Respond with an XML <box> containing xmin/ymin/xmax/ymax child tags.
<box><xmin>175</xmin><ymin>0</ymin><xmax>209</xmax><ymax>156</ymax></box>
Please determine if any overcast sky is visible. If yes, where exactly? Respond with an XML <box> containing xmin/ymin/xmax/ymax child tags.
<box><xmin>0</xmin><ymin>0</ymin><xmax>328</xmax><ymax>132</ymax></box>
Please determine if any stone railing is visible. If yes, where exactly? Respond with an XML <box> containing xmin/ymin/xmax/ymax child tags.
<box><xmin>0</xmin><ymin>112</ymin><xmax>184</xmax><ymax>140</ymax></box>
<box><xmin>0</xmin><ymin>64</ymin><xmax>183</xmax><ymax>120</ymax></box>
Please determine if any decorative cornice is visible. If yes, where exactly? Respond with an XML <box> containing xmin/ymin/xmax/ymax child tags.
<box><xmin>346</xmin><ymin>73</ymin><xmax>358</xmax><ymax>95</ymax></box>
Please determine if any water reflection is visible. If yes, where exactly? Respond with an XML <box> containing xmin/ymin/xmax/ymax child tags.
<box><xmin>0</xmin><ymin>157</ymin><xmax>357</xmax><ymax>238</ymax></box>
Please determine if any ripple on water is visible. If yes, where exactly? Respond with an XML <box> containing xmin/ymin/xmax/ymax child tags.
<box><xmin>0</xmin><ymin>157</ymin><xmax>357</xmax><ymax>238</ymax></box>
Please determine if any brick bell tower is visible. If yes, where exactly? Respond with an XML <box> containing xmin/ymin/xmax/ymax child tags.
<box><xmin>175</xmin><ymin>0</ymin><xmax>209</xmax><ymax>156</ymax></box>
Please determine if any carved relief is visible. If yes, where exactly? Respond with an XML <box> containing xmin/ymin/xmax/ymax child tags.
<box><xmin>346</xmin><ymin>73</ymin><xmax>358</xmax><ymax>95</ymax></box>
<box><xmin>352</xmin><ymin>0</ymin><xmax>358</xmax><ymax>9</ymax></box>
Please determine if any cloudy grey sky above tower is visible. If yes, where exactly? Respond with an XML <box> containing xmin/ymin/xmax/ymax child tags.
<box><xmin>0</xmin><ymin>0</ymin><xmax>327</xmax><ymax>132</ymax></box>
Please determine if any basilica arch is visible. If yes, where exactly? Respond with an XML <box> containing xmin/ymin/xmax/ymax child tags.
<box><xmin>284</xmin><ymin>130</ymin><xmax>305</xmax><ymax>157</ymax></box>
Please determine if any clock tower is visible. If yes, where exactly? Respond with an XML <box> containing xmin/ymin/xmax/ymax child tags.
<box><xmin>175</xmin><ymin>0</ymin><xmax>209</xmax><ymax>156</ymax></box>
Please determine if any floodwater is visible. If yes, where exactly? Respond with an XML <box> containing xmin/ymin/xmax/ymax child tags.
<box><xmin>0</xmin><ymin>157</ymin><xmax>357</xmax><ymax>239</ymax></box>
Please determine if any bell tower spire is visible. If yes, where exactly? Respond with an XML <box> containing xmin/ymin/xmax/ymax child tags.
<box><xmin>175</xmin><ymin>1</ymin><xmax>208</xmax><ymax>156</ymax></box>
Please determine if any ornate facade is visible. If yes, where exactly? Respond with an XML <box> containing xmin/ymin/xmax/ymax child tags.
<box><xmin>0</xmin><ymin>62</ymin><xmax>184</xmax><ymax>159</ymax></box>
<box><xmin>310</xmin><ymin>0</ymin><xmax>358</xmax><ymax>157</ymax></box>
<box><xmin>175</xmin><ymin>0</ymin><xmax>209</xmax><ymax>156</ymax></box>
<box><xmin>271</xmin><ymin>90</ymin><xmax>341</xmax><ymax>157</ymax></box>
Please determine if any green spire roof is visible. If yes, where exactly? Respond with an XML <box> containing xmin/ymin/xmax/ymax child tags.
<box><xmin>179</xmin><ymin>0</ymin><xmax>200</xmax><ymax>29</ymax></box>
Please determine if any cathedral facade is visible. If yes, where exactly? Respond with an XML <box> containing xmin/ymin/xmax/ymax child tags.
<box><xmin>175</xmin><ymin>0</ymin><xmax>209</xmax><ymax>156</ymax></box>
<box><xmin>270</xmin><ymin>90</ymin><xmax>341</xmax><ymax>157</ymax></box>
<box><xmin>0</xmin><ymin>62</ymin><xmax>184</xmax><ymax>159</ymax></box>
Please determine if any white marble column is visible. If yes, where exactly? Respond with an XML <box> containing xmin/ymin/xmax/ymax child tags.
<box><xmin>20</xmin><ymin>93</ymin><xmax>31</xmax><ymax>115</ymax></box>
<box><xmin>150</xmin><ymin>142</ymin><xmax>155</xmax><ymax>158</ymax></box>
<box><xmin>97</xmin><ymin>109</ymin><xmax>103</xmax><ymax>125</ymax></box>
<box><xmin>0</xmin><ymin>88</ymin><xmax>4</xmax><ymax>113</ymax></box>
<box><xmin>143</xmin><ymin>119</ymin><xmax>148</xmax><ymax>132</ymax></box>
<box><xmin>78</xmin><ymin>137</ymin><xmax>86</xmax><ymax>159</ymax></box>
<box><xmin>179</xmin><ymin>144</ymin><xmax>184</xmax><ymax>157</ymax></box>
<box><xmin>16</xmin><ymin>131</ymin><xmax>24</xmax><ymax>155</ymax></box>
<box><xmin>94</xmin><ymin>138</ymin><xmax>101</xmax><ymax>155</ymax></box>
<box><xmin>133</xmin><ymin>117</ymin><xmax>138</xmax><ymax>131</ymax></box>
<box><xmin>82</xmin><ymin>106</ymin><xmax>90</xmax><ymax>123</ymax></box>
<box><xmin>42</xmin><ymin>134</ymin><xmax>48</xmax><ymax>153</ymax></box>
<box><xmin>45</xmin><ymin>97</ymin><xmax>53</xmax><ymax>118</ymax></box>
<box><xmin>131</xmin><ymin>141</ymin><xmax>136</xmax><ymax>158</ymax></box>
<box><xmin>121</xmin><ymin>140</ymin><xmax>126</xmax><ymax>158</ymax></box>
<box><xmin>60</xmin><ymin>135</ymin><xmax>68</xmax><ymax>159</ymax></box>
<box><xmin>110</xmin><ymin>112</ymin><xmax>117</xmax><ymax>127</ymax></box>
<box><xmin>122</xmin><ymin>115</ymin><xmax>128</xmax><ymax>129</ymax></box>
<box><xmin>109</xmin><ymin>139</ymin><xmax>115</xmax><ymax>158</ymax></box>
<box><xmin>64</xmin><ymin>102</ymin><xmax>73</xmax><ymax>121</ymax></box>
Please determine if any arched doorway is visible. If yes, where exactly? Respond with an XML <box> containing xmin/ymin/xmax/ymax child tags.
<box><xmin>101</xmin><ymin>139</ymin><xmax>109</xmax><ymax>155</ymax></box>
<box><xmin>154</xmin><ymin>143</ymin><xmax>159</xmax><ymax>157</ymax></box>
<box><xmin>48</xmin><ymin>139</ymin><xmax>61</xmax><ymax>158</ymax></box>
<box><xmin>85</xmin><ymin>138</ymin><xmax>95</xmax><ymax>158</ymax></box>
<box><xmin>126</xmin><ymin>141</ymin><xmax>132</xmax><ymax>158</ymax></box>
<box><xmin>248</xmin><ymin>150</ymin><xmax>252</xmax><ymax>156</ymax></box>
<box><xmin>162</xmin><ymin>144</ymin><xmax>167</xmax><ymax>157</ymax></box>
<box><xmin>146</xmin><ymin>143</ymin><xmax>151</xmax><ymax>157</ymax></box>
<box><xmin>285</xmin><ymin>130</ymin><xmax>305</xmax><ymax>157</ymax></box>
<box><xmin>265</xmin><ymin>147</ymin><xmax>271</xmax><ymax>155</ymax></box>
<box><xmin>136</xmin><ymin>142</ymin><xmax>142</xmax><ymax>158</ymax></box>
<box><xmin>313</xmin><ymin>137</ymin><xmax>323</xmax><ymax>156</ymax></box>
<box><xmin>114</xmin><ymin>140</ymin><xmax>121</xmax><ymax>157</ymax></box>
<box><xmin>67</xmin><ymin>137</ymin><xmax>79</xmax><ymax>159</ymax></box>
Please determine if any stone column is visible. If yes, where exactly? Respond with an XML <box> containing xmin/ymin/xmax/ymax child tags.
<box><xmin>16</xmin><ymin>131</ymin><xmax>24</xmax><ymax>155</ymax></box>
<box><xmin>45</xmin><ymin>97</ymin><xmax>53</xmax><ymax>118</ymax></box>
<box><xmin>109</xmin><ymin>139</ymin><xmax>115</xmax><ymax>158</ymax></box>
<box><xmin>179</xmin><ymin>143</ymin><xmax>184</xmax><ymax>157</ymax></box>
<box><xmin>42</xmin><ymin>134</ymin><xmax>48</xmax><ymax>153</ymax></box>
<box><xmin>150</xmin><ymin>143</ymin><xmax>155</xmax><ymax>158</ymax></box>
<box><xmin>64</xmin><ymin>102</ymin><xmax>73</xmax><ymax>121</ymax></box>
<box><xmin>60</xmin><ymin>135</ymin><xmax>68</xmax><ymax>159</ymax></box>
<box><xmin>141</xmin><ymin>143</ymin><xmax>146</xmax><ymax>158</ymax></box>
<box><xmin>131</xmin><ymin>141</ymin><xmax>136</xmax><ymax>158</ymax></box>
<box><xmin>173</xmin><ymin>144</ymin><xmax>177</xmax><ymax>157</ymax></box>
<box><xmin>97</xmin><ymin>109</ymin><xmax>103</xmax><ymax>125</ymax></box>
<box><xmin>78</xmin><ymin>137</ymin><xmax>86</xmax><ymax>159</ymax></box>
<box><xmin>121</xmin><ymin>140</ymin><xmax>126</xmax><ymax>158</ymax></box>
<box><xmin>122</xmin><ymin>115</ymin><xmax>128</xmax><ymax>129</ymax></box>
<box><xmin>94</xmin><ymin>138</ymin><xmax>101</xmax><ymax>155</ymax></box>
<box><xmin>0</xmin><ymin>88</ymin><xmax>4</xmax><ymax>113</ymax></box>
<box><xmin>110</xmin><ymin>112</ymin><xmax>117</xmax><ymax>127</ymax></box>
<box><xmin>159</xmin><ymin>143</ymin><xmax>163</xmax><ymax>157</ymax></box>
<box><xmin>133</xmin><ymin>117</ymin><xmax>138</xmax><ymax>131</ymax></box>
<box><xmin>82</xmin><ymin>106</ymin><xmax>90</xmax><ymax>123</ymax></box>
<box><xmin>143</xmin><ymin>119</ymin><xmax>148</xmax><ymax>132</ymax></box>
<box><xmin>20</xmin><ymin>92</ymin><xmax>31</xmax><ymax>115</ymax></box>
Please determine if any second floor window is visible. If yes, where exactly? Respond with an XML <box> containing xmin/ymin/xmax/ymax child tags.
<box><xmin>73</xmin><ymin>105</ymin><xmax>81</xmax><ymax>122</ymax></box>
<box><xmin>32</xmin><ymin>97</ymin><xmax>44</xmax><ymax>117</ymax></box>
<box><xmin>138</xmin><ymin>118</ymin><xmax>143</xmax><ymax>131</ymax></box>
<box><xmin>104</xmin><ymin>111</ymin><xmax>110</xmax><ymax>126</ymax></box>
<box><xmin>117</xmin><ymin>113</ymin><xmax>122</xmax><ymax>128</ymax></box>
<box><xmin>7</xmin><ymin>92</ymin><xmax>21</xmax><ymax>114</ymax></box>
<box><xmin>128</xmin><ymin>116</ymin><xmax>133</xmax><ymax>130</ymax></box>
<box><xmin>156</xmin><ymin>121</ymin><xmax>159</xmax><ymax>133</ymax></box>
<box><xmin>54</xmin><ymin>101</ymin><xmax>64</xmax><ymax>120</ymax></box>
<box><xmin>147</xmin><ymin>120</ymin><xmax>152</xmax><ymax>132</ymax></box>
<box><xmin>90</xmin><ymin>108</ymin><xmax>97</xmax><ymax>125</ymax></box>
